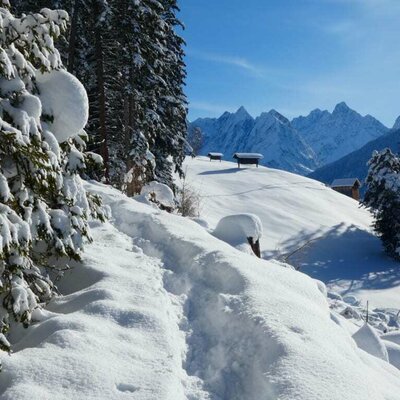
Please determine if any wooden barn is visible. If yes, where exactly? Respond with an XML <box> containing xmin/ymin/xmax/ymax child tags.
<box><xmin>331</xmin><ymin>178</ymin><xmax>361</xmax><ymax>201</ymax></box>
<box><xmin>233</xmin><ymin>153</ymin><xmax>263</xmax><ymax>168</ymax></box>
<box><xmin>208</xmin><ymin>152</ymin><xmax>223</xmax><ymax>162</ymax></box>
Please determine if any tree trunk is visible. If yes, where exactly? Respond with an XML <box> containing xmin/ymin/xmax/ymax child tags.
<box><xmin>94</xmin><ymin>16</ymin><xmax>110</xmax><ymax>183</ymax></box>
<box><xmin>67</xmin><ymin>0</ymin><xmax>80</xmax><ymax>73</ymax></box>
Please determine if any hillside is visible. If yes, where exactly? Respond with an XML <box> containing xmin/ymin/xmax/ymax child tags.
<box><xmin>2</xmin><ymin>180</ymin><xmax>400</xmax><ymax>399</ymax></box>
<box><xmin>182</xmin><ymin>157</ymin><xmax>400</xmax><ymax>309</ymax></box>
<box><xmin>309</xmin><ymin>129</ymin><xmax>400</xmax><ymax>187</ymax></box>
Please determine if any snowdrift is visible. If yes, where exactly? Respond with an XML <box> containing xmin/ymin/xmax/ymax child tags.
<box><xmin>1</xmin><ymin>182</ymin><xmax>400</xmax><ymax>399</ymax></box>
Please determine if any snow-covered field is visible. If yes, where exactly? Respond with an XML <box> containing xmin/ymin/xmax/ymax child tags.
<box><xmin>1</xmin><ymin>181</ymin><xmax>400</xmax><ymax>399</ymax></box>
<box><xmin>2</xmin><ymin>159</ymin><xmax>400</xmax><ymax>399</ymax></box>
<box><xmin>182</xmin><ymin>157</ymin><xmax>400</xmax><ymax>309</ymax></box>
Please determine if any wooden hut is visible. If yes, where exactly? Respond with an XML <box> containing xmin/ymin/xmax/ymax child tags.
<box><xmin>233</xmin><ymin>153</ymin><xmax>263</xmax><ymax>168</ymax></box>
<box><xmin>331</xmin><ymin>178</ymin><xmax>361</xmax><ymax>201</ymax></box>
<box><xmin>208</xmin><ymin>152</ymin><xmax>223</xmax><ymax>162</ymax></box>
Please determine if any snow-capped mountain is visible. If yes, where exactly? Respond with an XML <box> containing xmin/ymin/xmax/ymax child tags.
<box><xmin>393</xmin><ymin>116</ymin><xmax>400</xmax><ymax>130</ymax></box>
<box><xmin>246</xmin><ymin>110</ymin><xmax>317</xmax><ymax>174</ymax></box>
<box><xmin>292</xmin><ymin>102</ymin><xmax>389</xmax><ymax>166</ymax></box>
<box><xmin>192</xmin><ymin>106</ymin><xmax>255</xmax><ymax>155</ymax></box>
<box><xmin>190</xmin><ymin>107</ymin><xmax>317</xmax><ymax>175</ymax></box>
<box><xmin>190</xmin><ymin>102</ymin><xmax>389</xmax><ymax>176</ymax></box>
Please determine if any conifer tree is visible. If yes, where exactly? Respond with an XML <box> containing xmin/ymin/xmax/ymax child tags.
<box><xmin>13</xmin><ymin>0</ymin><xmax>188</xmax><ymax>193</ymax></box>
<box><xmin>364</xmin><ymin>149</ymin><xmax>400</xmax><ymax>260</ymax></box>
<box><xmin>0</xmin><ymin>1</ymin><xmax>105</xmax><ymax>355</ymax></box>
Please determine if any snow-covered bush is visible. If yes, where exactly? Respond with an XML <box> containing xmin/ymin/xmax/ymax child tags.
<box><xmin>363</xmin><ymin>149</ymin><xmax>400</xmax><ymax>259</ymax></box>
<box><xmin>0</xmin><ymin>2</ymin><xmax>105</xmax><ymax>356</ymax></box>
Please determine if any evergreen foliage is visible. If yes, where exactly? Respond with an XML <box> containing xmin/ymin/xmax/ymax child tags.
<box><xmin>13</xmin><ymin>0</ymin><xmax>188</xmax><ymax>193</ymax></box>
<box><xmin>363</xmin><ymin>148</ymin><xmax>400</xmax><ymax>260</ymax></box>
<box><xmin>188</xmin><ymin>126</ymin><xmax>204</xmax><ymax>156</ymax></box>
<box><xmin>0</xmin><ymin>1</ymin><xmax>106</xmax><ymax>357</ymax></box>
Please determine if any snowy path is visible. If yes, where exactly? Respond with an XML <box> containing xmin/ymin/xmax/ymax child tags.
<box><xmin>1</xmin><ymin>183</ymin><xmax>400</xmax><ymax>399</ymax></box>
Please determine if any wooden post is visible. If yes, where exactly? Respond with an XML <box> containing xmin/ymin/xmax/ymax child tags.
<box><xmin>247</xmin><ymin>237</ymin><xmax>261</xmax><ymax>258</ymax></box>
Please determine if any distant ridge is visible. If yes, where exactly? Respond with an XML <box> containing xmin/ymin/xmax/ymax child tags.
<box><xmin>308</xmin><ymin>129</ymin><xmax>400</xmax><ymax>188</ymax></box>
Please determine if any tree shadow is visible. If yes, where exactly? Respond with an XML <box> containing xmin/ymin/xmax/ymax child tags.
<box><xmin>199</xmin><ymin>167</ymin><xmax>243</xmax><ymax>175</ymax></box>
<box><xmin>267</xmin><ymin>223</ymin><xmax>400</xmax><ymax>295</ymax></box>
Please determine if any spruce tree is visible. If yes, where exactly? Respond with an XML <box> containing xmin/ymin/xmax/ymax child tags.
<box><xmin>0</xmin><ymin>1</ymin><xmax>105</xmax><ymax>355</ymax></box>
<box><xmin>151</xmin><ymin>0</ymin><xmax>188</xmax><ymax>188</ymax></box>
<box><xmin>13</xmin><ymin>0</ymin><xmax>188</xmax><ymax>193</ymax></box>
<box><xmin>364</xmin><ymin>149</ymin><xmax>400</xmax><ymax>260</ymax></box>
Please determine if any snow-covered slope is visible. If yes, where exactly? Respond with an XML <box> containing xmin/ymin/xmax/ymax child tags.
<box><xmin>292</xmin><ymin>102</ymin><xmax>389</xmax><ymax>166</ymax></box>
<box><xmin>182</xmin><ymin>157</ymin><xmax>400</xmax><ymax>309</ymax></box>
<box><xmin>191</xmin><ymin>107</ymin><xmax>316</xmax><ymax>175</ymax></box>
<box><xmin>2</xmin><ymin>181</ymin><xmax>400</xmax><ymax>399</ymax></box>
<box><xmin>309</xmin><ymin>129</ymin><xmax>400</xmax><ymax>188</ymax></box>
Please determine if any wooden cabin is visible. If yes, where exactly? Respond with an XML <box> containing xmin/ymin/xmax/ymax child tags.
<box><xmin>233</xmin><ymin>153</ymin><xmax>263</xmax><ymax>168</ymax></box>
<box><xmin>331</xmin><ymin>178</ymin><xmax>361</xmax><ymax>201</ymax></box>
<box><xmin>208</xmin><ymin>152</ymin><xmax>223</xmax><ymax>162</ymax></box>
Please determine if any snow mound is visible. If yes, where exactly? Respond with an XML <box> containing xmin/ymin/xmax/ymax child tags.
<box><xmin>140</xmin><ymin>181</ymin><xmax>175</xmax><ymax>209</ymax></box>
<box><xmin>1</xmin><ymin>182</ymin><xmax>400</xmax><ymax>399</ymax></box>
<box><xmin>384</xmin><ymin>341</ymin><xmax>400</xmax><ymax>369</ymax></box>
<box><xmin>36</xmin><ymin>69</ymin><xmax>89</xmax><ymax>143</ymax></box>
<box><xmin>352</xmin><ymin>324</ymin><xmax>389</xmax><ymax>361</ymax></box>
<box><xmin>382</xmin><ymin>331</ymin><xmax>400</xmax><ymax>346</ymax></box>
<box><xmin>213</xmin><ymin>213</ymin><xmax>262</xmax><ymax>244</ymax></box>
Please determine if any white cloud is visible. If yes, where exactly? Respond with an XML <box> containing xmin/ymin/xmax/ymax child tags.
<box><xmin>187</xmin><ymin>50</ymin><xmax>267</xmax><ymax>78</ymax></box>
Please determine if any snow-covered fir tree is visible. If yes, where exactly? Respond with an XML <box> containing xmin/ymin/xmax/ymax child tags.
<box><xmin>150</xmin><ymin>0</ymin><xmax>187</xmax><ymax>188</ymax></box>
<box><xmin>363</xmin><ymin>148</ymin><xmax>400</xmax><ymax>260</ymax></box>
<box><xmin>14</xmin><ymin>0</ymin><xmax>188</xmax><ymax>193</ymax></box>
<box><xmin>0</xmin><ymin>1</ymin><xmax>105</xmax><ymax>356</ymax></box>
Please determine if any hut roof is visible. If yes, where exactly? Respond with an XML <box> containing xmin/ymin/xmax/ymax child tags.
<box><xmin>208</xmin><ymin>152</ymin><xmax>223</xmax><ymax>156</ymax></box>
<box><xmin>331</xmin><ymin>178</ymin><xmax>361</xmax><ymax>188</ymax></box>
<box><xmin>233</xmin><ymin>153</ymin><xmax>264</xmax><ymax>159</ymax></box>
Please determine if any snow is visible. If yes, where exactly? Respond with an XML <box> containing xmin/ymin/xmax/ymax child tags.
<box><xmin>292</xmin><ymin>102</ymin><xmax>388</xmax><ymax>166</ymax></box>
<box><xmin>331</xmin><ymin>178</ymin><xmax>360</xmax><ymax>187</ymax></box>
<box><xmin>181</xmin><ymin>156</ymin><xmax>400</xmax><ymax>310</ymax></box>
<box><xmin>213</xmin><ymin>213</ymin><xmax>262</xmax><ymax>248</ymax></box>
<box><xmin>2</xmin><ymin>181</ymin><xmax>400</xmax><ymax>399</ymax></box>
<box><xmin>382</xmin><ymin>331</ymin><xmax>400</xmax><ymax>346</ymax></box>
<box><xmin>36</xmin><ymin>69</ymin><xmax>89</xmax><ymax>143</ymax></box>
<box><xmin>207</xmin><ymin>152</ymin><xmax>223</xmax><ymax>157</ymax></box>
<box><xmin>233</xmin><ymin>153</ymin><xmax>263</xmax><ymax>159</ymax></box>
<box><xmin>140</xmin><ymin>181</ymin><xmax>176</xmax><ymax>209</ymax></box>
<box><xmin>384</xmin><ymin>341</ymin><xmax>400</xmax><ymax>369</ymax></box>
<box><xmin>352</xmin><ymin>324</ymin><xmax>389</xmax><ymax>361</ymax></box>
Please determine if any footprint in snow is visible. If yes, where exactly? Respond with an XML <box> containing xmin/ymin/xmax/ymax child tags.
<box><xmin>116</xmin><ymin>383</ymin><xmax>139</xmax><ymax>393</ymax></box>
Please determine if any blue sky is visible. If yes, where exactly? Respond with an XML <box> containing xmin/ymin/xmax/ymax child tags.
<box><xmin>179</xmin><ymin>0</ymin><xmax>400</xmax><ymax>126</ymax></box>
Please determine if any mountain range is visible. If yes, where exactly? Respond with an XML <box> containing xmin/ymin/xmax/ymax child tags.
<box><xmin>189</xmin><ymin>102</ymin><xmax>393</xmax><ymax>176</ymax></box>
<box><xmin>309</xmin><ymin>129</ymin><xmax>400</xmax><ymax>189</ymax></box>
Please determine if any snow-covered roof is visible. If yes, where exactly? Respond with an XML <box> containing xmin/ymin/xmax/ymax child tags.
<box><xmin>208</xmin><ymin>152</ymin><xmax>223</xmax><ymax>156</ymax></box>
<box><xmin>233</xmin><ymin>153</ymin><xmax>264</xmax><ymax>159</ymax></box>
<box><xmin>331</xmin><ymin>178</ymin><xmax>361</xmax><ymax>188</ymax></box>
